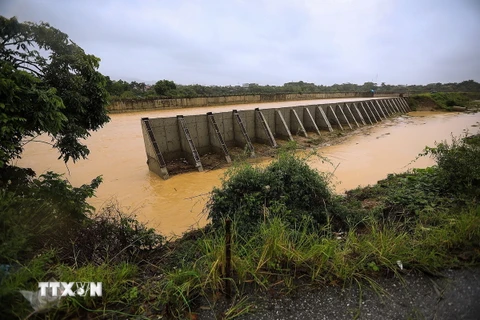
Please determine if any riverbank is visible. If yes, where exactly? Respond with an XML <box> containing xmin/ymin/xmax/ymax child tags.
<box><xmin>2</xmin><ymin>129</ymin><xmax>479</xmax><ymax>319</ymax></box>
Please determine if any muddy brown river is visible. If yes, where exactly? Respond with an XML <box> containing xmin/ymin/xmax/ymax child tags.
<box><xmin>16</xmin><ymin>101</ymin><xmax>480</xmax><ymax>237</ymax></box>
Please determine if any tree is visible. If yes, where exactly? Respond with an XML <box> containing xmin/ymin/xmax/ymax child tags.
<box><xmin>0</xmin><ymin>16</ymin><xmax>110</xmax><ymax>168</ymax></box>
<box><xmin>154</xmin><ymin>79</ymin><xmax>177</xmax><ymax>96</ymax></box>
<box><xmin>105</xmin><ymin>78</ymin><xmax>130</xmax><ymax>97</ymax></box>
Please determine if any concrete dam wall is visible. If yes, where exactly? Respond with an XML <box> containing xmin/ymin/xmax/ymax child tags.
<box><xmin>141</xmin><ymin>98</ymin><xmax>411</xmax><ymax>179</ymax></box>
<box><xmin>109</xmin><ymin>92</ymin><xmax>376</xmax><ymax>113</ymax></box>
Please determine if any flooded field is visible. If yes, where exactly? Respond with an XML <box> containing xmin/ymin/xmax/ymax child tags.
<box><xmin>16</xmin><ymin>103</ymin><xmax>480</xmax><ymax>237</ymax></box>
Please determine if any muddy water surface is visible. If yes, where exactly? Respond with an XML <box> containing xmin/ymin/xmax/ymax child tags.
<box><xmin>16</xmin><ymin>107</ymin><xmax>480</xmax><ymax>237</ymax></box>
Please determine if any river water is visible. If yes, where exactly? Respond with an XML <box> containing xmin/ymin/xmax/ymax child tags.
<box><xmin>16</xmin><ymin>100</ymin><xmax>480</xmax><ymax>237</ymax></box>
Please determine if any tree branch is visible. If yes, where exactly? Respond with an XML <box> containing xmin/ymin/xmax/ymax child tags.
<box><xmin>3</xmin><ymin>38</ymin><xmax>35</xmax><ymax>47</ymax></box>
<box><xmin>16</xmin><ymin>65</ymin><xmax>43</xmax><ymax>77</ymax></box>
<box><xmin>12</xmin><ymin>57</ymin><xmax>44</xmax><ymax>72</ymax></box>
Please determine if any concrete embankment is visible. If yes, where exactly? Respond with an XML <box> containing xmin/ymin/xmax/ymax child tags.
<box><xmin>142</xmin><ymin>97</ymin><xmax>410</xmax><ymax>179</ymax></box>
<box><xmin>107</xmin><ymin>92</ymin><xmax>393</xmax><ymax>113</ymax></box>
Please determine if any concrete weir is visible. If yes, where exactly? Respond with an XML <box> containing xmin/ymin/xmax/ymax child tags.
<box><xmin>142</xmin><ymin>98</ymin><xmax>411</xmax><ymax>179</ymax></box>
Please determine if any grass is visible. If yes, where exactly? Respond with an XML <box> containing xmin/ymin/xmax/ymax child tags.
<box><xmin>148</xmin><ymin>204</ymin><xmax>479</xmax><ymax>318</ymax></box>
<box><xmin>407</xmin><ymin>92</ymin><xmax>474</xmax><ymax>111</ymax></box>
<box><xmin>4</xmin><ymin>204</ymin><xmax>478</xmax><ymax>318</ymax></box>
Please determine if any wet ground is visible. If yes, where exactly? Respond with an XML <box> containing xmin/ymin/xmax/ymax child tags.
<box><xmin>199</xmin><ymin>268</ymin><xmax>480</xmax><ymax>320</ymax></box>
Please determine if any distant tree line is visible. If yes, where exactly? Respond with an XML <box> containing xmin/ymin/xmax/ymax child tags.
<box><xmin>105</xmin><ymin>78</ymin><xmax>480</xmax><ymax>100</ymax></box>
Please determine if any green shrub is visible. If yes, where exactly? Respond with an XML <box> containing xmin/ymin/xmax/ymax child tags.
<box><xmin>383</xmin><ymin>168</ymin><xmax>444</xmax><ymax>215</ymax></box>
<box><xmin>0</xmin><ymin>172</ymin><xmax>102</xmax><ymax>263</ymax></box>
<box><xmin>422</xmin><ymin>134</ymin><xmax>480</xmax><ymax>198</ymax></box>
<box><xmin>430</xmin><ymin>92</ymin><xmax>469</xmax><ymax>109</ymax></box>
<box><xmin>407</xmin><ymin>92</ymin><xmax>471</xmax><ymax>111</ymax></box>
<box><xmin>207</xmin><ymin>152</ymin><xmax>334</xmax><ymax>235</ymax></box>
<box><xmin>63</xmin><ymin>203</ymin><xmax>165</xmax><ymax>266</ymax></box>
<box><xmin>0</xmin><ymin>170</ymin><xmax>164</xmax><ymax>266</ymax></box>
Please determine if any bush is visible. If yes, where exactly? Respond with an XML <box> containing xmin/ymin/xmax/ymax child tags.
<box><xmin>422</xmin><ymin>134</ymin><xmax>480</xmax><ymax>198</ymax></box>
<box><xmin>407</xmin><ymin>92</ymin><xmax>471</xmax><ymax>111</ymax></box>
<box><xmin>430</xmin><ymin>92</ymin><xmax>469</xmax><ymax>109</ymax></box>
<box><xmin>0</xmin><ymin>170</ymin><xmax>164</xmax><ymax>266</ymax></box>
<box><xmin>207</xmin><ymin>152</ymin><xmax>335</xmax><ymax>235</ymax></box>
<box><xmin>62</xmin><ymin>203</ymin><xmax>165</xmax><ymax>266</ymax></box>
<box><xmin>0</xmin><ymin>171</ymin><xmax>101</xmax><ymax>263</ymax></box>
<box><xmin>343</xmin><ymin>134</ymin><xmax>480</xmax><ymax>221</ymax></box>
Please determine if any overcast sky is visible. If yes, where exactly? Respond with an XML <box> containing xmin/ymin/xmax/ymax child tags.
<box><xmin>2</xmin><ymin>0</ymin><xmax>480</xmax><ymax>86</ymax></box>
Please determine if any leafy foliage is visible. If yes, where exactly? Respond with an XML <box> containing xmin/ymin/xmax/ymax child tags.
<box><xmin>407</xmin><ymin>92</ymin><xmax>472</xmax><ymax>110</ymax></box>
<box><xmin>208</xmin><ymin>152</ymin><xmax>334</xmax><ymax>234</ymax></box>
<box><xmin>154</xmin><ymin>79</ymin><xmax>177</xmax><ymax>96</ymax></box>
<box><xmin>421</xmin><ymin>134</ymin><xmax>480</xmax><ymax>198</ymax></box>
<box><xmin>344</xmin><ymin>134</ymin><xmax>480</xmax><ymax>221</ymax></box>
<box><xmin>0</xmin><ymin>16</ymin><xmax>110</xmax><ymax>167</ymax></box>
<box><xmin>107</xmin><ymin>77</ymin><xmax>480</xmax><ymax>100</ymax></box>
<box><xmin>380</xmin><ymin>169</ymin><xmax>445</xmax><ymax>217</ymax></box>
<box><xmin>0</xmin><ymin>172</ymin><xmax>102</xmax><ymax>263</ymax></box>
<box><xmin>65</xmin><ymin>203</ymin><xmax>165</xmax><ymax>266</ymax></box>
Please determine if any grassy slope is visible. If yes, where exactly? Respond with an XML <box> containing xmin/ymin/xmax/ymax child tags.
<box><xmin>407</xmin><ymin>92</ymin><xmax>480</xmax><ymax>111</ymax></box>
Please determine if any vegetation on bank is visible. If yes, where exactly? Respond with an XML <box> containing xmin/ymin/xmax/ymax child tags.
<box><xmin>407</xmin><ymin>92</ymin><xmax>480</xmax><ymax>111</ymax></box>
<box><xmin>108</xmin><ymin>79</ymin><xmax>480</xmax><ymax>101</ymax></box>
<box><xmin>1</xmin><ymin>133</ymin><xmax>479</xmax><ymax>319</ymax></box>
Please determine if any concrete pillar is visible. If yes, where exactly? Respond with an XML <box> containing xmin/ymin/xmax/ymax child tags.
<box><xmin>275</xmin><ymin>110</ymin><xmax>293</xmax><ymax>141</ymax></box>
<box><xmin>388</xmin><ymin>99</ymin><xmax>401</xmax><ymax>113</ymax></box>
<box><xmin>141</xmin><ymin>118</ymin><xmax>169</xmax><ymax>180</ymax></box>
<box><xmin>315</xmin><ymin>106</ymin><xmax>334</xmax><ymax>132</ymax></box>
<box><xmin>233</xmin><ymin>110</ymin><xmax>255</xmax><ymax>155</ymax></box>
<box><xmin>365</xmin><ymin>101</ymin><xmax>379</xmax><ymax>122</ymax></box>
<box><xmin>335</xmin><ymin>104</ymin><xmax>353</xmax><ymax>129</ymax></box>
<box><xmin>363</xmin><ymin>101</ymin><xmax>378</xmax><ymax>122</ymax></box>
<box><xmin>303</xmin><ymin>107</ymin><xmax>321</xmax><ymax>135</ymax></box>
<box><xmin>398</xmin><ymin>98</ymin><xmax>410</xmax><ymax>112</ymax></box>
<box><xmin>177</xmin><ymin>115</ymin><xmax>203</xmax><ymax>172</ymax></box>
<box><xmin>401</xmin><ymin>97</ymin><xmax>411</xmax><ymax>111</ymax></box>
<box><xmin>381</xmin><ymin>99</ymin><xmax>394</xmax><ymax>114</ymax></box>
<box><xmin>374</xmin><ymin>100</ymin><xmax>388</xmax><ymax>118</ymax></box>
<box><xmin>382</xmin><ymin>100</ymin><xmax>393</xmax><ymax>116</ymax></box>
<box><xmin>376</xmin><ymin>100</ymin><xmax>387</xmax><ymax>115</ymax></box>
<box><xmin>290</xmin><ymin>109</ymin><xmax>308</xmax><ymax>137</ymax></box>
<box><xmin>358</xmin><ymin>102</ymin><xmax>374</xmax><ymax>124</ymax></box>
<box><xmin>368</xmin><ymin>101</ymin><xmax>384</xmax><ymax>120</ymax></box>
<box><xmin>207</xmin><ymin>112</ymin><xmax>231</xmax><ymax>163</ymax></box>
<box><xmin>394</xmin><ymin>99</ymin><xmax>406</xmax><ymax>113</ymax></box>
<box><xmin>327</xmin><ymin>105</ymin><xmax>344</xmax><ymax>130</ymax></box>
<box><xmin>382</xmin><ymin>99</ymin><xmax>398</xmax><ymax>113</ymax></box>
<box><xmin>344</xmin><ymin>104</ymin><xmax>360</xmax><ymax>127</ymax></box>
<box><xmin>396</xmin><ymin>98</ymin><xmax>406</xmax><ymax>112</ymax></box>
<box><xmin>378</xmin><ymin>100</ymin><xmax>391</xmax><ymax>116</ymax></box>
<box><xmin>255</xmin><ymin>109</ymin><xmax>277</xmax><ymax>147</ymax></box>
<box><xmin>390</xmin><ymin>99</ymin><xmax>407</xmax><ymax>113</ymax></box>
<box><xmin>351</xmin><ymin>103</ymin><xmax>366</xmax><ymax>125</ymax></box>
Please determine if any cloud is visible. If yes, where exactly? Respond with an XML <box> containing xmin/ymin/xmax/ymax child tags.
<box><xmin>1</xmin><ymin>0</ymin><xmax>479</xmax><ymax>85</ymax></box>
